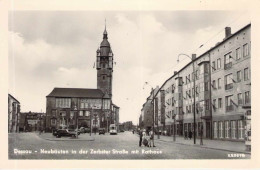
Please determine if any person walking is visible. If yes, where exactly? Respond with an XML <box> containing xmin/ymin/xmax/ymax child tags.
<box><xmin>188</xmin><ymin>130</ymin><xmax>192</xmax><ymax>140</ymax></box>
<box><xmin>139</xmin><ymin>129</ymin><xmax>143</xmax><ymax>147</ymax></box>
<box><xmin>184</xmin><ymin>130</ymin><xmax>188</xmax><ymax>140</ymax></box>
<box><xmin>149</xmin><ymin>130</ymin><xmax>155</xmax><ymax>147</ymax></box>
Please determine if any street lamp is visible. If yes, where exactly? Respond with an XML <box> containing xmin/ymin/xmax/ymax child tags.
<box><xmin>173</xmin><ymin>113</ymin><xmax>176</xmax><ymax>142</ymax></box>
<box><xmin>177</xmin><ymin>53</ymin><xmax>196</xmax><ymax>144</ymax></box>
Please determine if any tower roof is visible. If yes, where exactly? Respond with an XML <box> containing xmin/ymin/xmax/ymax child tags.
<box><xmin>99</xmin><ymin>24</ymin><xmax>112</xmax><ymax>56</ymax></box>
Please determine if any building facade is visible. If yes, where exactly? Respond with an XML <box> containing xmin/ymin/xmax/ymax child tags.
<box><xmin>8</xmin><ymin>94</ymin><xmax>21</xmax><ymax>133</ymax></box>
<box><xmin>140</xmin><ymin>24</ymin><xmax>251</xmax><ymax>141</ymax></box>
<box><xmin>19</xmin><ymin>112</ymin><xmax>45</xmax><ymax>132</ymax></box>
<box><xmin>45</xmin><ymin>27</ymin><xmax>119</xmax><ymax>132</ymax></box>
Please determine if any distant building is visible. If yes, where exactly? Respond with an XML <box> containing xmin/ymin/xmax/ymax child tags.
<box><xmin>8</xmin><ymin>94</ymin><xmax>20</xmax><ymax>133</ymax></box>
<box><xmin>122</xmin><ymin>121</ymin><xmax>133</xmax><ymax>131</ymax></box>
<box><xmin>45</xmin><ymin>26</ymin><xmax>119</xmax><ymax>132</ymax></box>
<box><xmin>140</xmin><ymin>86</ymin><xmax>159</xmax><ymax>131</ymax></box>
<box><xmin>19</xmin><ymin>112</ymin><xmax>45</xmax><ymax>132</ymax></box>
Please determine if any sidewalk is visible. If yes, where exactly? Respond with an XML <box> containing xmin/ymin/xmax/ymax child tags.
<box><xmin>154</xmin><ymin>135</ymin><xmax>250</xmax><ymax>154</ymax></box>
<box><xmin>38</xmin><ymin>133</ymin><xmax>95</xmax><ymax>141</ymax></box>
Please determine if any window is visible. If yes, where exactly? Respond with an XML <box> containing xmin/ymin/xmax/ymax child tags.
<box><xmin>217</xmin><ymin>58</ymin><xmax>221</xmax><ymax>69</ymax></box>
<box><xmin>205</xmin><ymin>63</ymin><xmax>209</xmax><ymax>73</ymax></box>
<box><xmin>224</xmin><ymin>52</ymin><xmax>232</xmax><ymax>70</ymax></box>
<box><xmin>51</xmin><ymin>110</ymin><xmax>57</xmax><ymax>117</ymax></box>
<box><xmin>205</xmin><ymin>82</ymin><xmax>209</xmax><ymax>91</ymax></box>
<box><xmin>236</xmin><ymin>48</ymin><xmax>241</xmax><ymax>60</ymax></box>
<box><xmin>225</xmin><ymin>121</ymin><xmax>230</xmax><ymax>138</ymax></box>
<box><xmin>243</xmin><ymin>43</ymin><xmax>249</xmax><ymax>57</ymax></box>
<box><xmin>212</xmin><ymin>80</ymin><xmax>216</xmax><ymax>89</ymax></box>
<box><xmin>244</xmin><ymin>68</ymin><xmax>249</xmax><ymax>81</ymax></box>
<box><xmin>85</xmin><ymin>111</ymin><xmax>90</xmax><ymax>116</ymax></box>
<box><xmin>172</xmin><ymin>97</ymin><xmax>175</xmax><ymax>106</ymax></box>
<box><xmin>225</xmin><ymin>95</ymin><xmax>233</xmax><ymax>112</ymax></box>
<box><xmin>237</xmin><ymin>70</ymin><xmax>242</xmax><ymax>82</ymax></box>
<box><xmin>79</xmin><ymin>111</ymin><xmax>84</xmax><ymax>116</ymax></box>
<box><xmin>217</xmin><ymin>78</ymin><xmax>221</xmax><ymax>89</ymax></box>
<box><xmin>214</xmin><ymin>122</ymin><xmax>218</xmax><ymax>138</ymax></box>
<box><xmin>231</xmin><ymin>120</ymin><xmax>237</xmax><ymax>139</ymax></box>
<box><xmin>70</xmin><ymin>112</ymin><xmax>74</xmax><ymax>117</ymax></box>
<box><xmin>225</xmin><ymin>74</ymin><xmax>233</xmax><ymax>90</ymax></box>
<box><xmin>212</xmin><ymin>61</ymin><xmax>216</xmax><ymax>71</ymax></box>
<box><xmin>218</xmin><ymin>121</ymin><xmax>224</xmax><ymax>138</ymax></box>
<box><xmin>103</xmin><ymin>75</ymin><xmax>106</xmax><ymax>80</ymax></box>
<box><xmin>218</xmin><ymin>98</ymin><xmax>222</xmax><ymax>108</ymax></box>
<box><xmin>196</xmin><ymin>70</ymin><xmax>199</xmax><ymax>79</ymax></box>
<box><xmin>56</xmin><ymin>98</ymin><xmax>71</xmax><ymax>108</ymax></box>
<box><xmin>103</xmin><ymin>63</ymin><xmax>106</xmax><ymax>68</ymax></box>
<box><xmin>238</xmin><ymin>120</ymin><xmax>245</xmax><ymax>139</ymax></box>
<box><xmin>245</xmin><ymin>91</ymin><xmax>250</xmax><ymax>104</ymax></box>
<box><xmin>172</xmin><ymin>84</ymin><xmax>175</xmax><ymax>93</ymax></box>
<box><xmin>238</xmin><ymin>93</ymin><xmax>243</xmax><ymax>105</ymax></box>
<box><xmin>205</xmin><ymin>99</ymin><xmax>210</xmax><ymax>110</ymax></box>
<box><xmin>212</xmin><ymin>99</ymin><xmax>217</xmax><ymax>110</ymax></box>
<box><xmin>200</xmin><ymin>64</ymin><xmax>204</xmax><ymax>74</ymax></box>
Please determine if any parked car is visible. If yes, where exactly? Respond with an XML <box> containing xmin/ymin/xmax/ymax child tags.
<box><xmin>55</xmin><ymin>129</ymin><xmax>79</xmax><ymax>138</ymax></box>
<box><xmin>120</xmin><ymin>129</ymin><xmax>125</xmax><ymax>132</ymax></box>
<box><xmin>79</xmin><ymin>127</ymin><xmax>87</xmax><ymax>133</ymax></box>
<box><xmin>99</xmin><ymin>128</ymin><xmax>106</xmax><ymax>135</ymax></box>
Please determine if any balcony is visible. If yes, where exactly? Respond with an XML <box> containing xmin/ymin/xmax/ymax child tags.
<box><xmin>224</xmin><ymin>62</ymin><xmax>232</xmax><ymax>70</ymax></box>
<box><xmin>226</xmin><ymin>105</ymin><xmax>234</xmax><ymax>112</ymax></box>
<box><xmin>225</xmin><ymin>83</ymin><xmax>233</xmax><ymax>90</ymax></box>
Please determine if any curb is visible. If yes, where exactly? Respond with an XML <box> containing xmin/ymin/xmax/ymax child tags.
<box><xmin>43</xmin><ymin>138</ymin><xmax>95</xmax><ymax>141</ymax></box>
<box><xmin>37</xmin><ymin>134</ymin><xmax>95</xmax><ymax>141</ymax></box>
<box><xmin>156</xmin><ymin>139</ymin><xmax>251</xmax><ymax>155</ymax></box>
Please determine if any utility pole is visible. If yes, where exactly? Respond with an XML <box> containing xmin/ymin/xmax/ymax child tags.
<box><xmin>193</xmin><ymin>61</ymin><xmax>196</xmax><ymax>144</ymax></box>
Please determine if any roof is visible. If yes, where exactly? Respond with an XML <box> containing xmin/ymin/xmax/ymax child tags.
<box><xmin>154</xmin><ymin>23</ymin><xmax>251</xmax><ymax>97</ymax></box>
<box><xmin>47</xmin><ymin>88</ymin><xmax>104</xmax><ymax>98</ymax></box>
<box><xmin>8</xmin><ymin>94</ymin><xmax>20</xmax><ymax>103</ymax></box>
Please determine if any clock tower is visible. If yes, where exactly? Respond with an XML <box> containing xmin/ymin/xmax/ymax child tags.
<box><xmin>96</xmin><ymin>26</ymin><xmax>113</xmax><ymax>99</ymax></box>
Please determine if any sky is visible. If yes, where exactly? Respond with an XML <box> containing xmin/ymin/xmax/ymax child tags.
<box><xmin>8</xmin><ymin>11</ymin><xmax>250</xmax><ymax>125</ymax></box>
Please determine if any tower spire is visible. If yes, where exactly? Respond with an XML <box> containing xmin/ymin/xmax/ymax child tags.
<box><xmin>103</xmin><ymin>19</ymin><xmax>108</xmax><ymax>39</ymax></box>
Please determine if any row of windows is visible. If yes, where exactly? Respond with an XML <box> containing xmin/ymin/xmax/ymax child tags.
<box><xmin>224</xmin><ymin>67</ymin><xmax>250</xmax><ymax>90</ymax></box>
<box><xmin>213</xmin><ymin>120</ymin><xmax>244</xmax><ymax>139</ymax></box>
<box><xmin>55</xmin><ymin>98</ymin><xmax>110</xmax><ymax>109</ymax></box>
<box><xmin>167</xmin><ymin>92</ymin><xmax>250</xmax><ymax>116</ymax></box>
<box><xmin>212</xmin><ymin>43</ymin><xmax>249</xmax><ymax>71</ymax></box>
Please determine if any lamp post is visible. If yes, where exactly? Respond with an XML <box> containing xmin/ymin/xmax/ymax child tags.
<box><xmin>177</xmin><ymin>53</ymin><xmax>196</xmax><ymax>144</ymax></box>
<box><xmin>173</xmin><ymin>114</ymin><xmax>176</xmax><ymax>142</ymax></box>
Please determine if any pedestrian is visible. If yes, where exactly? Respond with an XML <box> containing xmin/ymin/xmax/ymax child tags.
<box><xmin>188</xmin><ymin>130</ymin><xmax>192</xmax><ymax>140</ymax></box>
<box><xmin>142</xmin><ymin>130</ymin><xmax>148</xmax><ymax>147</ymax></box>
<box><xmin>184</xmin><ymin>130</ymin><xmax>188</xmax><ymax>140</ymax></box>
<box><xmin>149</xmin><ymin>130</ymin><xmax>155</xmax><ymax>147</ymax></box>
<box><xmin>139</xmin><ymin>130</ymin><xmax>143</xmax><ymax>147</ymax></box>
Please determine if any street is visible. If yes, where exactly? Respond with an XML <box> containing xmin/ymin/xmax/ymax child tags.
<box><xmin>9</xmin><ymin>131</ymin><xmax>250</xmax><ymax>159</ymax></box>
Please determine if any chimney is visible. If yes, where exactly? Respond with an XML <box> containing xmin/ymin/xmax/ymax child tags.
<box><xmin>225</xmin><ymin>27</ymin><xmax>232</xmax><ymax>38</ymax></box>
<box><xmin>174</xmin><ymin>71</ymin><xmax>178</xmax><ymax>75</ymax></box>
<box><xmin>191</xmin><ymin>54</ymin><xmax>196</xmax><ymax>61</ymax></box>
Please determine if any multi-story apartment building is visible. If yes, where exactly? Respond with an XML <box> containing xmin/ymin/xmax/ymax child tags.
<box><xmin>140</xmin><ymin>23</ymin><xmax>251</xmax><ymax>141</ymax></box>
<box><xmin>210</xmin><ymin>25</ymin><xmax>251</xmax><ymax>141</ymax></box>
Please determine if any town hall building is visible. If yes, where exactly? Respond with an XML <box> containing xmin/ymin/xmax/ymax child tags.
<box><xmin>45</xmin><ymin>26</ymin><xmax>120</xmax><ymax>132</ymax></box>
